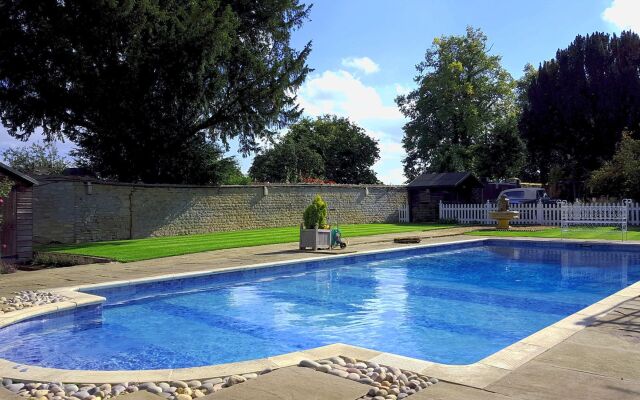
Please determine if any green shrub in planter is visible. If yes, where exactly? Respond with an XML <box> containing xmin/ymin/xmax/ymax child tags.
<box><xmin>303</xmin><ymin>195</ymin><xmax>328</xmax><ymax>229</ymax></box>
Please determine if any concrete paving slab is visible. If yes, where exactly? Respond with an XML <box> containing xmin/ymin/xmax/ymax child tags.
<box><xmin>551</xmin><ymin>312</ymin><xmax>594</xmax><ymax>331</ymax></box>
<box><xmin>566</xmin><ymin>327</ymin><xmax>640</xmax><ymax>353</ymax></box>
<box><xmin>590</xmin><ymin>307</ymin><xmax>640</xmax><ymax>333</ymax></box>
<box><xmin>0</xmin><ymin>387</ymin><xmax>21</xmax><ymax>400</ymax></box>
<box><xmin>113</xmin><ymin>392</ymin><xmax>165</xmax><ymax>400</ymax></box>
<box><xmin>479</xmin><ymin>342</ymin><xmax>547</xmax><ymax>371</ymax></box>
<box><xmin>202</xmin><ymin>367</ymin><xmax>369</xmax><ymax>400</ymax></box>
<box><xmin>411</xmin><ymin>382</ymin><xmax>513</xmax><ymax>399</ymax></box>
<box><xmin>487</xmin><ymin>361</ymin><xmax>640</xmax><ymax>400</ymax></box>
<box><xmin>534</xmin><ymin>341</ymin><xmax>640</xmax><ymax>380</ymax></box>
<box><xmin>419</xmin><ymin>362</ymin><xmax>511</xmax><ymax>389</ymax></box>
<box><xmin>618</xmin><ymin>298</ymin><xmax>640</xmax><ymax>310</ymax></box>
<box><xmin>519</xmin><ymin>326</ymin><xmax>576</xmax><ymax>348</ymax></box>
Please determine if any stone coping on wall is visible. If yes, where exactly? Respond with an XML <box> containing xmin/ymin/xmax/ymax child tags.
<box><xmin>0</xmin><ymin>238</ymin><xmax>639</xmax><ymax>389</ymax></box>
<box><xmin>35</xmin><ymin>175</ymin><xmax>407</xmax><ymax>190</ymax></box>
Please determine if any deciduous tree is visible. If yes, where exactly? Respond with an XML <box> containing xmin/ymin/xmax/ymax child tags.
<box><xmin>588</xmin><ymin>132</ymin><xmax>640</xmax><ymax>201</ymax></box>
<box><xmin>2</xmin><ymin>142</ymin><xmax>68</xmax><ymax>175</ymax></box>
<box><xmin>397</xmin><ymin>27</ymin><xmax>521</xmax><ymax>181</ymax></box>
<box><xmin>249</xmin><ymin>116</ymin><xmax>380</xmax><ymax>184</ymax></box>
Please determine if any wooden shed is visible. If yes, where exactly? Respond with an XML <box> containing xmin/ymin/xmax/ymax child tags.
<box><xmin>408</xmin><ymin>172</ymin><xmax>482</xmax><ymax>222</ymax></box>
<box><xmin>0</xmin><ymin>162</ymin><xmax>37</xmax><ymax>261</ymax></box>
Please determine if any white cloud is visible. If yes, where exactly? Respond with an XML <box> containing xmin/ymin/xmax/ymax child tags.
<box><xmin>378</xmin><ymin>167</ymin><xmax>406</xmax><ymax>186</ymax></box>
<box><xmin>380</xmin><ymin>140</ymin><xmax>404</xmax><ymax>156</ymax></box>
<box><xmin>298</xmin><ymin>70</ymin><xmax>402</xmax><ymax>121</ymax></box>
<box><xmin>341</xmin><ymin>57</ymin><xmax>380</xmax><ymax>74</ymax></box>
<box><xmin>368</xmin><ymin>129</ymin><xmax>404</xmax><ymax>157</ymax></box>
<box><xmin>394</xmin><ymin>84</ymin><xmax>412</xmax><ymax>96</ymax></box>
<box><xmin>603</xmin><ymin>0</ymin><xmax>640</xmax><ymax>32</ymax></box>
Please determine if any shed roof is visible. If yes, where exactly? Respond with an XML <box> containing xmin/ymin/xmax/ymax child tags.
<box><xmin>0</xmin><ymin>162</ymin><xmax>38</xmax><ymax>186</ymax></box>
<box><xmin>408</xmin><ymin>172</ymin><xmax>481</xmax><ymax>188</ymax></box>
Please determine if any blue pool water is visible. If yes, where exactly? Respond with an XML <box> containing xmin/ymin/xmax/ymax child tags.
<box><xmin>1</xmin><ymin>239</ymin><xmax>640</xmax><ymax>370</ymax></box>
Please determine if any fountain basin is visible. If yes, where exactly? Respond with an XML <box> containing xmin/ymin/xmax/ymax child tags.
<box><xmin>489</xmin><ymin>210</ymin><xmax>520</xmax><ymax>230</ymax></box>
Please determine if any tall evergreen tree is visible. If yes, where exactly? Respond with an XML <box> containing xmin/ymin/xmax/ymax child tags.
<box><xmin>514</xmin><ymin>64</ymin><xmax>539</xmax><ymax>181</ymax></box>
<box><xmin>0</xmin><ymin>0</ymin><xmax>311</xmax><ymax>184</ymax></box>
<box><xmin>520</xmin><ymin>31</ymin><xmax>640</xmax><ymax>186</ymax></box>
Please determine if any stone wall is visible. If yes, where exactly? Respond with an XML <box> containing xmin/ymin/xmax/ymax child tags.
<box><xmin>33</xmin><ymin>177</ymin><xmax>408</xmax><ymax>244</ymax></box>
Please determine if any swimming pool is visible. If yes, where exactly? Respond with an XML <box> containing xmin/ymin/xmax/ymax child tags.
<box><xmin>1</xmin><ymin>239</ymin><xmax>639</xmax><ymax>371</ymax></box>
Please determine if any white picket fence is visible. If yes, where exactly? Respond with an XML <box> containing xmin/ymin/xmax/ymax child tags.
<box><xmin>439</xmin><ymin>200</ymin><xmax>640</xmax><ymax>226</ymax></box>
<box><xmin>398</xmin><ymin>203</ymin><xmax>410</xmax><ymax>223</ymax></box>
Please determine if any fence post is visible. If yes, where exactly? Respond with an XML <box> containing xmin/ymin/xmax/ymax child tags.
<box><xmin>485</xmin><ymin>200</ymin><xmax>491</xmax><ymax>225</ymax></box>
<box><xmin>536</xmin><ymin>199</ymin><xmax>543</xmax><ymax>225</ymax></box>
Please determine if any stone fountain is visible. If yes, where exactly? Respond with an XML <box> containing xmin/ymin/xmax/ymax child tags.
<box><xmin>489</xmin><ymin>194</ymin><xmax>519</xmax><ymax>230</ymax></box>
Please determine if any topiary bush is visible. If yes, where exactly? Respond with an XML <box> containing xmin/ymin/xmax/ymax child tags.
<box><xmin>303</xmin><ymin>194</ymin><xmax>328</xmax><ymax>229</ymax></box>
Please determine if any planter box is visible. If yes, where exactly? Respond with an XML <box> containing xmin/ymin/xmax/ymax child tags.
<box><xmin>299</xmin><ymin>227</ymin><xmax>331</xmax><ymax>250</ymax></box>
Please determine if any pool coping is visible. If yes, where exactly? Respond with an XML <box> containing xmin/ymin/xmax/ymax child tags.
<box><xmin>1</xmin><ymin>236</ymin><xmax>639</xmax><ymax>388</ymax></box>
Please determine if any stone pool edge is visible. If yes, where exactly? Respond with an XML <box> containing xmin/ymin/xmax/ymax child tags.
<box><xmin>0</xmin><ymin>237</ymin><xmax>638</xmax><ymax>389</ymax></box>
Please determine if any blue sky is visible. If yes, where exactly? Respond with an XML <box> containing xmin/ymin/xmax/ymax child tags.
<box><xmin>1</xmin><ymin>0</ymin><xmax>638</xmax><ymax>183</ymax></box>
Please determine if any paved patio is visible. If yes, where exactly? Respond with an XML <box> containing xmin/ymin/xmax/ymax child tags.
<box><xmin>1</xmin><ymin>228</ymin><xmax>639</xmax><ymax>399</ymax></box>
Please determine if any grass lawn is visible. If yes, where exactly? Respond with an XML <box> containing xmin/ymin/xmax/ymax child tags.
<box><xmin>466</xmin><ymin>226</ymin><xmax>640</xmax><ymax>241</ymax></box>
<box><xmin>42</xmin><ymin>223</ymin><xmax>454</xmax><ymax>262</ymax></box>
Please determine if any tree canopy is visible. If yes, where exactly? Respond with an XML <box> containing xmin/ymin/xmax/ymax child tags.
<box><xmin>397</xmin><ymin>27</ymin><xmax>522</xmax><ymax>181</ymax></box>
<box><xmin>519</xmin><ymin>31</ymin><xmax>640</xmax><ymax>185</ymax></box>
<box><xmin>588</xmin><ymin>132</ymin><xmax>640</xmax><ymax>201</ymax></box>
<box><xmin>168</xmin><ymin>141</ymin><xmax>250</xmax><ymax>185</ymax></box>
<box><xmin>2</xmin><ymin>142</ymin><xmax>68</xmax><ymax>175</ymax></box>
<box><xmin>249</xmin><ymin>115</ymin><xmax>380</xmax><ymax>184</ymax></box>
<box><xmin>0</xmin><ymin>0</ymin><xmax>311</xmax><ymax>184</ymax></box>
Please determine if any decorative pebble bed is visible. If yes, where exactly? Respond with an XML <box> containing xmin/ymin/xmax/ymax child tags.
<box><xmin>1</xmin><ymin>373</ymin><xmax>263</xmax><ymax>400</ymax></box>
<box><xmin>0</xmin><ymin>357</ymin><xmax>436</xmax><ymax>400</ymax></box>
<box><xmin>0</xmin><ymin>291</ymin><xmax>68</xmax><ymax>314</ymax></box>
<box><xmin>298</xmin><ymin>357</ymin><xmax>437</xmax><ymax>399</ymax></box>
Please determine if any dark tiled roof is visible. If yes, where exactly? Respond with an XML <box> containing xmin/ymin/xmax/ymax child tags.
<box><xmin>0</xmin><ymin>162</ymin><xmax>38</xmax><ymax>185</ymax></box>
<box><xmin>408</xmin><ymin>172</ymin><xmax>481</xmax><ymax>188</ymax></box>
